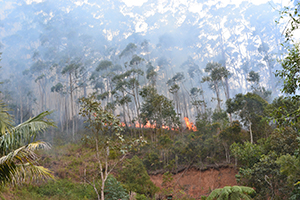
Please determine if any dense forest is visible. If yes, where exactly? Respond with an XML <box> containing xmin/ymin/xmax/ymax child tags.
<box><xmin>0</xmin><ymin>0</ymin><xmax>300</xmax><ymax>199</ymax></box>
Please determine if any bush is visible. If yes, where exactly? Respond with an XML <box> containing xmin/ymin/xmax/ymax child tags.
<box><xmin>105</xmin><ymin>174</ymin><xmax>129</xmax><ymax>200</ymax></box>
<box><xmin>26</xmin><ymin>179</ymin><xmax>96</xmax><ymax>200</ymax></box>
<box><xmin>118</xmin><ymin>156</ymin><xmax>159</xmax><ymax>197</ymax></box>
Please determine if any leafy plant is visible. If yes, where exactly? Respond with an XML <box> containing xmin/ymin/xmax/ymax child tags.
<box><xmin>0</xmin><ymin>100</ymin><xmax>55</xmax><ymax>187</ymax></box>
<box><xmin>118</xmin><ymin>156</ymin><xmax>158</xmax><ymax>198</ymax></box>
<box><xmin>207</xmin><ymin>185</ymin><xmax>255</xmax><ymax>200</ymax></box>
<box><xmin>104</xmin><ymin>174</ymin><xmax>129</xmax><ymax>200</ymax></box>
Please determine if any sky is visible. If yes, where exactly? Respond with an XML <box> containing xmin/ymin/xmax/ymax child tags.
<box><xmin>121</xmin><ymin>0</ymin><xmax>292</xmax><ymax>7</ymax></box>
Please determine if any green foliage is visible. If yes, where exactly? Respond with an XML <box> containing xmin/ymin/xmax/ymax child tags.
<box><xmin>212</xmin><ymin>110</ymin><xmax>229</xmax><ymax>127</ymax></box>
<box><xmin>276</xmin><ymin>43</ymin><xmax>300</xmax><ymax>95</ymax></box>
<box><xmin>207</xmin><ymin>185</ymin><xmax>255</xmax><ymax>200</ymax></box>
<box><xmin>219</xmin><ymin>121</ymin><xmax>242</xmax><ymax>143</ymax></box>
<box><xmin>267</xmin><ymin>96</ymin><xmax>300</xmax><ymax>126</ymax></box>
<box><xmin>51</xmin><ymin>82</ymin><xmax>64</xmax><ymax>93</ymax></box>
<box><xmin>167</xmin><ymin>72</ymin><xmax>185</xmax><ymax>86</ymax></box>
<box><xmin>274</xmin><ymin>43</ymin><xmax>300</xmax><ymax>125</ymax></box>
<box><xmin>79</xmin><ymin>95</ymin><xmax>123</xmax><ymax>140</ymax></box>
<box><xmin>79</xmin><ymin>95</ymin><xmax>138</xmax><ymax>200</ymax></box>
<box><xmin>104</xmin><ymin>174</ymin><xmax>129</xmax><ymax>200</ymax></box>
<box><xmin>130</xmin><ymin>55</ymin><xmax>144</xmax><ymax>65</ymax></box>
<box><xmin>269</xmin><ymin>127</ymin><xmax>299</xmax><ymax>156</ymax></box>
<box><xmin>0</xmin><ymin>100</ymin><xmax>55</xmax><ymax>187</ymax></box>
<box><xmin>161</xmin><ymin>171</ymin><xmax>173</xmax><ymax>195</ymax></box>
<box><xmin>96</xmin><ymin>60</ymin><xmax>113</xmax><ymax>71</ymax></box>
<box><xmin>118</xmin><ymin>156</ymin><xmax>159</xmax><ymax>197</ymax></box>
<box><xmin>226</xmin><ymin>93</ymin><xmax>267</xmax><ymax>120</ymax></box>
<box><xmin>146</xmin><ymin>62</ymin><xmax>157</xmax><ymax>86</ymax></box>
<box><xmin>61</xmin><ymin>63</ymin><xmax>81</xmax><ymax>76</ymax></box>
<box><xmin>119</xmin><ymin>43</ymin><xmax>137</xmax><ymax>58</ymax></box>
<box><xmin>277</xmin><ymin>2</ymin><xmax>300</xmax><ymax>42</ymax></box>
<box><xmin>226</xmin><ymin>93</ymin><xmax>269</xmax><ymax>143</ymax></box>
<box><xmin>276</xmin><ymin>154</ymin><xmax>300</xmax><ymax>187</ymax></box>
<box><xmin>140</xmin><ymin>86</ymin><xmax>180</xmax><ymax>129</ymax></box>
<box><xmin>247</xmin><ymin>71</ymin><xmax>259</xmax><ymax>84</ymax></box>
<box><xmin>237</xmin><ymin>152</ymin><xmax>289</xmax><ymax>199</ymax></box>
<box><xmin>203</xmin><ymin>62</ymin><xmax>229</xmax><ymax>111</ymax></box>
<box><xmin>135</xmin><ymin>193</ymin><xmax>149</xmax><ymax>200</ymax></box>
<box><xmin>230</xmin><ymin>142</ymin><xmax>263</xmax><ymax>168</ymax></box>
<box><xmin>231</xmin><ymin>123</ymin><xmax>300</xmax><ymax>199</ymax></box>
<box><xmin>143</xmin><ymin>152</ymin><xmax>161</xmax><ymax>171</ymax></box>
<box><xmin>14</xmin><ymin>179</ymin><xmax>97</xmax><ymax>200</ymax></box>
<box><xmin>205</xmin><ymin>62</ymin><xmax>229</xmax><ymax>82</ymax></box>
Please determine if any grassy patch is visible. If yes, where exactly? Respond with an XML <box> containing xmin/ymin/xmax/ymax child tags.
<box><xmin>8</xmin><ymin>179</ymin><xmax>96</xmax><ymax>200</ymax></box>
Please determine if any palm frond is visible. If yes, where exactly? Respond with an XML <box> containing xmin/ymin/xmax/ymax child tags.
<box><xmin>207</xmin><ymin>188</ymin><xmax>223</xmax><ymax>200</ymax></box>
<box><xmin>13</xmin><ymin>164</ymin><xmax>54</xmax><ymax>184</ymax></box>
<box><xmin>207</xmin><ymin>186</ymin><xmax>255</xmax><ymax>200</ymax></box>
<box><xmin>0</xmin><ymin>141</ymin><xmax>53</xmax><ymax>186</ymax></box>
<box><xmin>0</xmin><ymin>111</ymin><xmax>55</xmax><ymax>155</ymax></box>
<box><xmin>238</xmin><ymin>192</ymin><xmax>252</xmax><ymax>200</ymax></box>
<box><xmin>26</xmin><ymin>141</ymin><xmax>51</xmax><ymax>151</ymax></box>
<box><xmin>13</xmin><ymin>110</ymin><xmax>56</xmax><ymax>138</ymax></box>
<box><xmin>0</xmin><ymin>101</ymin><xmax>13</xmax><ymax>135</ymax></box>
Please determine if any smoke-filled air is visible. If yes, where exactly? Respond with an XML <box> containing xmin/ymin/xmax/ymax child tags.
<box><xmin>0</xmin><ymin>0</ymin><xmax>300</xmax><ymax>199</ymax></box>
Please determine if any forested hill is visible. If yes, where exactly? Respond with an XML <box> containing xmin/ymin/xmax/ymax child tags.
<box><xmin>2</xmin><ymin>1</ymin><xmax>300</xmax><ymax>199</ymax></box>
<box><xmin>0</xmin><ymin>0</ymin><xmax>291</xmax><ymax>124</ymax></box>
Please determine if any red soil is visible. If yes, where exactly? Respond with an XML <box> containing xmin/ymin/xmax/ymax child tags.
<box><xmin>150</xmin><ymin>166</ymin><xmax>237</xmax><ymax>199</ymax></box>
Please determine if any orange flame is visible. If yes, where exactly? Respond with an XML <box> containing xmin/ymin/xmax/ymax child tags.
<box><xmin>184</xmin><ymin>117</ymin><xmax>197</xmax><ymax>131</ymax></box>
<box><xmin>121</xmin><ymin>121</ymin><xmax>173</xmax><ymax>130</ymax></box>
<box><xmin>120</xmin><ymin>117</ymin><xmax>197</xmax><ymax>131</ymax></box>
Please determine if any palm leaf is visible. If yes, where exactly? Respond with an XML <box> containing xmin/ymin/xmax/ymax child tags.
<box><xmin>0</xmin><ymin>101</ymin><xmax>13</xmax><ymax>135</ymax></box>
<box><xmin>207</xmin><ymin>186</ymin><xmax>255</xmax><ymax>200</ymax></box>
<box><xmin>0</xmin><ymin>101</ymin><xmax>55</xmax><ymax>187</ymax></box>
<box><xmin>207</xmin><ymin>188</ymin><xmax>223</xmax><ymax>200</ymax></box>
<box><xmin>0</xmin><ymin>141</ymin><xmax>53</xmax><ymax>186</ymax></box>
<box><xmin>0</xmin><ymin>111</ymin><xmax>55</xmax><ymax>155</ymax></box>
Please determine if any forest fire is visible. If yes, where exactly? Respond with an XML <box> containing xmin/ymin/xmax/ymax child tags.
<box><xmin>121</xmin><ymin>117</ymin><xmax>197</xmax><ymax>131</ymax></box>
<box><xmin>184</xmin><ymin>117</ymin><xmax>197</xmax><ymax>131</ymax></box>
<box><xmin>121</xmin><ymin>121</ymin><xmax>172</xmax><ymax>130</ymax></box>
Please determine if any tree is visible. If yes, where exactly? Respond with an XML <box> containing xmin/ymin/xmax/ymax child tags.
<box><xmin>247</xmin><ymin>71</ymin><xmax>272</xmax><ymax>102</ymax></box>
<box><xmin>61</xmin><ymin>60</ymin><xmax>82</xmax><ymax>140</ymax></box>
<box><xmin>203</xmin><ymin>62</ymin><xmax>230</xmax><ymax>111</ymax></box>
<box><xmin>139</xmin><ymin>86</ymin><xmax>180</xmax><ymax>131</ymax></box>
<box><xmin>247</xmin><ymin>71</ymin><xmax>259</xmax><ymax>85</ymax></box>
<box><xmin>257</xmin><ymin>43</ymin><xmax>276</xmax><ymax>94</ymax></box>
<box><xmin>276</xmin><ymin>43</ymin><xmax>300</xmax><ymax>95</ymax></box>
<box><xmin>267</xmin><ymin>96</ymin><xmax>300</xmax><ymax>126</ymax></box>
<box><xmin>226</xmin><ymin>93</ymin><xmax>268</xmax><ymax>143</ymax></box>
<box><xmin>104</xmin><ymin>174</ymin><xmax>129</xmax><ymax>200</ymax></box>
<box><xmin>94</xmin><ymin>60</ymin><xmax>120</xmax><ymax>110</ymax></box>
<box><xmin>112</xmin><ymin>67</ymin><xmax>144</xmax><ymax>133</ymax></box>
<box><xmin>190</xmin><ymin>87</ymin><xmax>206</xmax><ymax>117</ymax></box>
<box><xmin>219</xmin><ymin>121</ymin><xmax>242</xmax><ymax>163</ymax></box>
<box><xmin>166</xmin><ymin>72</ymin><xmax>185</xmax><ymax>115</ymax></box>
<box><xmin>274</xmin><ymin>3</ymin><xmax>300</xmax><ymax>123</ymax></box>
<box><xmin>237</xmin><ymin>152</ymin><xmax>289</xmax><ymax>199</ymax></box>
<box><xmin>277</xmin><ymin>2</ymin><xmax>300</xmax><ymax>43</ymax></box>
<box><xmin>146</xmin><ymin>62</ymin><xmax>157</xmax><ymax>87</ymax></box>
<box><xmin>0</xmin><ymin>100</ymin><xmax>55</xmax><ymax>187</ymax></box>
<box><xmin>79</xmin><ymin>95</ymin><xmax>145</xmax><ymax>200</ymax></box>
<box><xmin>118</xmin><ymin>156</ymin><xmax>158</xmax><ymax>198</ymax></box>
<box><xmin>207</xmin><ymin>185</ymin><xmax>255</xmax><ymax>200</ymax></box>
<box><xmin>274</xmin><ymin>43</ymin><xmax>300</xmax><ymax>124</ymax></box>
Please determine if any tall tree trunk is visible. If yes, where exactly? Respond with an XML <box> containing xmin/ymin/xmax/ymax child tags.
<box><xmin>69</xmin><ymin>72</ymin><xmax>75</xmax><ymax>140</ymax></box>
<box><xmin>214</xmin><ymin>82</ymin><xmax>221</xmax><ymax>112</ymax></box>
<box><xmin>248</xmin><ymin>118</ymin><xmax>253</xmax><ymax>144</ymax></box>
<box><xmin>19</xmin><ymin>87</ymin><xmax>23</xmax><ymax>123</ymax></box>
<box><xmin>65</xmin><ymin>96</ymin><xmax>69</xmax><ymax>134</ymax></box>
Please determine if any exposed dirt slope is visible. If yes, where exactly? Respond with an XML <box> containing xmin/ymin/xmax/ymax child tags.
<box><xmin>150</xmin><ymin>166</ymin><xmax>237</xmax><ymax>199</ymax></box>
